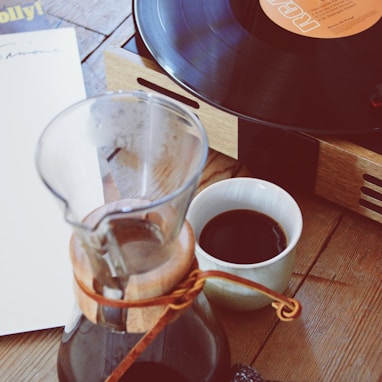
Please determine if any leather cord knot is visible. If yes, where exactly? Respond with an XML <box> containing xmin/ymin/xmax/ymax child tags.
<box><xmin>74</xmin><ymin>259</ymin><xmax>301</xmax><ymax>381</ymax></box>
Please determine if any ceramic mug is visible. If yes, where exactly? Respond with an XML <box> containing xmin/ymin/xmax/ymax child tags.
<box><xmin>186</xmin><ymin>177</ymin><xmax>303</xmax><ymax>311</ymax></box>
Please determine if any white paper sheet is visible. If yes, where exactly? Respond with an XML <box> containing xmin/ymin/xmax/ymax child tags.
<box><xmin>0</xmin><ymin>28</ymin><xmax>86</xmax><ymax>335</ymax></box>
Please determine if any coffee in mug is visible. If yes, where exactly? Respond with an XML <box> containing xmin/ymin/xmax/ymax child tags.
<box><xmin>186</xmin><ymin>177</ymin><xmax>303</xmax><ymax>311</ymax></box>
<box><xmin>199</xmin><ymin>209</ymin><xmax>287</xmax><ymax>264</ymax></box>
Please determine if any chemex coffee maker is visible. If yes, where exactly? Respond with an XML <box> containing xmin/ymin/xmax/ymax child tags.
<box><xmin>105</xmin><ymin>0</ymin><xmax>382</xmax><ymax>225</ymax></box>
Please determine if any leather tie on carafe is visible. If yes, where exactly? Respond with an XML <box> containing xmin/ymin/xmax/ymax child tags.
<box><xmin>70</xmin><ymin>220</ymin><xmax>301</xmax><ymax>382</ymax></box>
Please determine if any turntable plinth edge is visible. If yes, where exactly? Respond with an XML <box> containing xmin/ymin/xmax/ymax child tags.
<box><xmin>314</xmin><ymin>136</ymin><xmax>382</xmax><ymax>223</ymax></box>
<box><xmin>104</xmin><ymin>43</ymin><xmax>382</xmax><ymax>225</ymax></box>
<box><xmin>104</xmin><ymin>47</ymin><xmax>238</xmax><ymax>160</ymax></box>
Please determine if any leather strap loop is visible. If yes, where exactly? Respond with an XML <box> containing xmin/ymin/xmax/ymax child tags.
<box><xmin>74</xmin><ymin>260</ymin><xmax>301</xmax><ymax>321</ymax></box>
<box><xmin>74</xmin><ymin>258</ymin><xmax>301</xmax><ymax>381</ymax></box>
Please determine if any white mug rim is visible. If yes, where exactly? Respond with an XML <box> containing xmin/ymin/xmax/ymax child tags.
<box><xmin>189</xmin><ymin>177</ymin><xmax>303</xmax><ymax>269</ymax></box>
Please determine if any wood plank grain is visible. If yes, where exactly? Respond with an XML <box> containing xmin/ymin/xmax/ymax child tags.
<box><xmin>43</xmin><ymin>0</ymin><xmax>131</xmax><ymax>36</ymax></box>
<box><xmin>252</xmin><ymin>212</ymin><xmax>382</xmax><ymax>382</ymax></box>
<box><xmin>292</xmin><ymin>193</ymin><xmax>345</xmax><ymax>275</ymax></box>
<box><xmin>0</xmin><ymin>328</ymin><xmax>61</xmax><ymax>381</ymax></box>
<box><xmin>83</xmin><ymin>15</ymin><xmax>136</xmax><ymax>96</ymax></box>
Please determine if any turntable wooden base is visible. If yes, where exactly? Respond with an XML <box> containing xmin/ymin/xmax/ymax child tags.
<box><xmin>104</xmin><ymin>35</ymin><xmax>382</xmax><ymax>225</ymax></box>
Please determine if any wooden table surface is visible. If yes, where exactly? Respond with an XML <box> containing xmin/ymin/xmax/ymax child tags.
<box><xmin>1</xmin><ymin>1</ymin><xmax>381</xmax><ymax>381</ymax></box>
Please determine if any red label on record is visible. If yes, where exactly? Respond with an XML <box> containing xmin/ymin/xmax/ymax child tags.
<box><xmin>259</xmin><ymin>0</ymin><xmax>381</xmax><ymax>38</ymax></box>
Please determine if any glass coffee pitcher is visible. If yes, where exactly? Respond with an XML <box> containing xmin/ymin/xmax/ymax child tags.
<box><xmin>36</xmin><ymin>91</ymin><xmax>231</xmax><ymax>381</ymax></box>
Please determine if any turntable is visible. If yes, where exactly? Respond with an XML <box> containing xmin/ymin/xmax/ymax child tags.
<box><xmin>104</xmin><ymin>0</ymin><xmax>382</xmax><ymax>224</ymax></box>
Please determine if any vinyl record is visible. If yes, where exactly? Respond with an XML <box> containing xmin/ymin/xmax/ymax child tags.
<box><xmin>133</xmin><ymin>0</ymin><xmax>382</xmax><ymax>134</ymax></box>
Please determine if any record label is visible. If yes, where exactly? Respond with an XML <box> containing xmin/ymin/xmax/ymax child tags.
<box><xmin>259</xmin><ymin>0</ymin><xmax>381</xmax><ymax>38</ymax></box>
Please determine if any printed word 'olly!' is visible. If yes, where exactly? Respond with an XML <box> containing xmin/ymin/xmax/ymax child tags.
<box><xmin>0</xmin><ymin>1</ymin><xmax>44</xmax><ymax>24</ymax></box>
